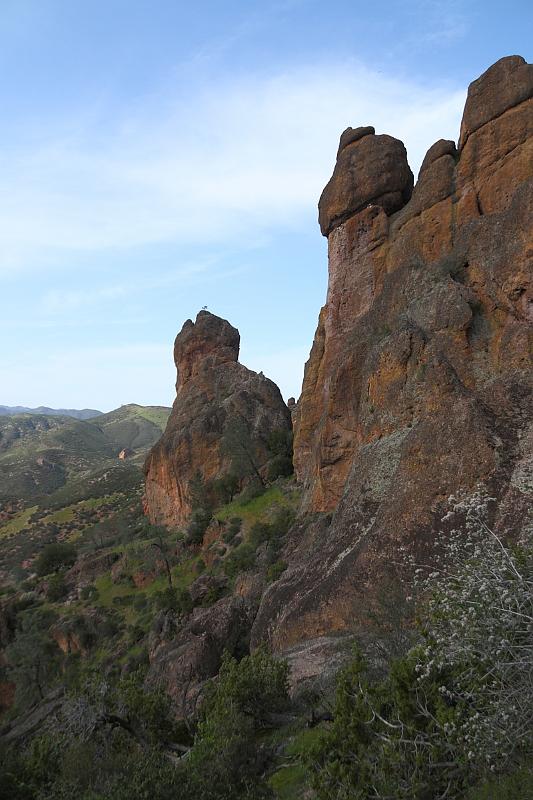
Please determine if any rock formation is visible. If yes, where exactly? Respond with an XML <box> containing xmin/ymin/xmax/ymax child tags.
<box><xmin>144</xmin><ymin>311</ymin><xmax>292</xmax><ymax>528</ymax></box>
<box><xmin>147</xmin><ymin>595</ymin><xmax>252</xmax><ymax>715</ymax></box>
<box><xmin>252</xmin><ymin>55</ymin><xmax>533</xmax><ymax>652</ymax></box>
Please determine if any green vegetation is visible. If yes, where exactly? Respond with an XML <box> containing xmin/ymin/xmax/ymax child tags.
<box><xmin>35</xmin><ymin>543</ymin><xmax>77</xmax><ymax>576</ymax></box>
<box><xmin>0</xmin><ymin>506</ymin><xmax>38</xmax><ymax>539</ymax></box>
<box><xmin>41</xmin><ymin>494</ymin><xmax>120</xmax><ymax>525</ymax></box>
<box><xmin>0</xmin><ymin>404</ymin><xmax>169</xmax><ymax>510</ymax></box>
<box><xmin>309</xmin><ymin>499</ymin><xmax>533</xmax><ymax>800</ymax></box>
<box><xmin>90</xmin><ymin>404</ymin><xmax>170</xmax><ymax>455</ymax></box>
<box><xmin>269</xmin><ymin>728</ymin><xmax>324</xmax><ymax>799</ymax></box>
<box><xmin>45</xmin><ymin>573</ymin><xmax>68</xmax><ymax>602</ymax></box>
<box><xmin>224</xmin><ymin>541</ymin><xmax>256</xmax><ymax>577</ymax></box>
<box><xmin>465</xmin><ymin>767</ymin><xmax>533</xmax><ymax>799</ymax></box>
<box><xmin>2</xmin><ymin>406</ymin><xmax>528</xmax><ymax>800</ymax></box>
<box><xmin>217</xmin><ymin>484</ymin><xmax>295</xmax><ymax>524</ymax></box>
<box><xmin>1</xmin><ymin>648</ymin><xmax>290</xmax><ymax>800</ymax></box>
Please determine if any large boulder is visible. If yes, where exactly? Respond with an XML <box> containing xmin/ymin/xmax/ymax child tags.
<box><xmin>144</xmin><ymin>311</ymin><xmax>291</xmax><ymax>528</ymax></box>
<box><xmin>318</xmin><ymin>127</ymin><xmax>413</xmax><ymax>236</ymax></box>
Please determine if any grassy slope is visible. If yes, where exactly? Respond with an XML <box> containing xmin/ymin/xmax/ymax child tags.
<box><xmin>0</xmin><ymin>472</ymin><xmax>317</xmax><ymax>799</ymax></box>
<box><xmin>0</xmin><ymin>404</ymin><xmax>170</xmax><ymax>507</ymax></box>
<box><xmin>88</xmin><ymin>404</ymin><xmax>170</xmax><ymax>456</ymax></box>
<box><xmin>0</xmin><ymin>506</ymin><xmax>38</xmax><ymax>539</ymax></box>
<box><xmin>0</xmin><ymin>404</ymin><xmax>171</xmax><ymax>566</ymax></box>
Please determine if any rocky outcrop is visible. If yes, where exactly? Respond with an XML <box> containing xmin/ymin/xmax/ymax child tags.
<box><xmin>146</xmin><ymin>595</ymin><xmax>252</xmax><ymax>715</ymax></box>
<box><xmin>65</xmin><ymin>551</ymin><xmax>119</xmax><ymax>588</ymax></box>
<box><xmin>319</xmin><ymin>126</ymin><xmax>413</xmax><ymax>236</ymax></box>
<box><xmin>144</xmin><ymin>311</ymin><xmax>291</xmax><ymax>528</ymax></box>
<box><xmin>252</xmin><ymin>56</ymin><xmax>533</xmax><ymax>652</ymax></box>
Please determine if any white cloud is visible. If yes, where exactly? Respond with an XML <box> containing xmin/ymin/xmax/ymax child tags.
<box><xmin>39</xmin><ymin>259</ymin><xmax>215</xmax><ymax>313</ymax></box>
<box><xmin>0</xmin><ymin>61</ymin><xmax>466</xmax><ymax>273</ymax></box>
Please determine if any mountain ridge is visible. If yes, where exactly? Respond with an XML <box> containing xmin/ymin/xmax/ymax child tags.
<box><xmin>0</xmin><ymin>405</ymin><xmax>102</xmax><ymax>420</ymax></box>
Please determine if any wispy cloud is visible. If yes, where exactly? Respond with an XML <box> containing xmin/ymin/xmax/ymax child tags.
<box><xmin>411</xmin><ymin>0</ymin><xmax>469</xmax><ymax>45</ymax></box>
<box><xmin>0</xmin><ymin>60</ymin><xmax>465</xmax><ymax>274</ymax></box>
<box><xmin>39</xmin><ymin>259</ymin><xmax>214</xmax><ymax>313</ymax></box>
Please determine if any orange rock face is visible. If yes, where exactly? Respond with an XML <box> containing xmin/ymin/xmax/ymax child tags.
<box><xmin>252</xmin><ymin>55</ymin><xmax>533</xmax><ymax>652</ymax></box>
<box><xmin>144</xmin><ymin>311</ymin><xmax>291</xmax><ymax>528</ymax></box>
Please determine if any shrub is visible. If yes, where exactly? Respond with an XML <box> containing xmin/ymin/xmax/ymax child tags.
<box><xmin>80</xmin><ymin>584</ymin><xmax>98</xmax><ymax>602</ymax></box>
<box><xmin>266</xmin><ymin>560</ymin><xmax>287</xmax><ymax>583</ymax></box>
<box><xmin>186</xmin><ymin>508</ymin><xmax>212</xmax><ymax>545</ymax></box>
<box><xmin>212</xmin><ymin>473</ymin><xmax>240</xmax><ymax>506</ymax></box>
<box><xmin>98</xmin><ymin>613</ymin><xmax>120</xmax><ymax>640</ymax></box>
<box><xmin>201</xmin><ymin>647</ymin><xmax>290</xmax><ymax>727</ymax></box>
<box><xmin>154</xmin><ymin>586</ymin><xmax>193</xmax><ymax>616</ymax></box>
<box><xmin>35</xmin><ymin>543</ymin><xmax>77</xmax><ymax>576</ymax></box>
<box><xmin>183</xmin><ymin>648</ymin><xmax>290</xmax><ymax>798</ymax></box>
<box><xmin>70</xmin><ymin>615</ymin><xmax>97</xmax><ymax>650</ymax></box>
<box><xmin>224</xmin><ymin>543</ymin><xmax>256</xmax><ymax>578</ymax></box>
<box><xmin>222</xmin><ymin>516</ymin><xmax>242</xmax><ymax>545</ymax></box>
<box><xmin>127</xmin><ymin>624</ymin><xmax>146</xmax><ymax>645</ymax></box>
<box><xmin>195</xmin><ymin>558</ymin><xmax>206</xmax><ymax>574</ymax></box>
<box><xmin>45</xmin><ymin>573</ymin><xmax>68</xmax><ymax>602</ymax></box>
<box><xmin>310</xmin><ymin>491</ymin><xmax>533</xmax><ymax>800</ymax></box>
<box><xmin>267</xmin><ymin>429</ymin><xmax>293</xmax><ymax>458</ymax></box>
<box><xmin>249</xmin><ymin>520</ymin><xmax>271</xmax><ymax>548</ymax></box>
<box><xmin>465</xmin><ymin>766</ymin><xmax>533</xmax><ymax>800</ymax></box>
<box><xmin>237</xmin><ymin>480</ymin><xmax>266</xmax><ymax>505</ymax></box>
<box><xmin>189</xmin><ymin>470</ymin><xmax>212</xmax><ymax>510</ymax></box>
<box><xmin>267</xmin><ymin>454</ymin><xmax>294</xmax><ymax>481</ymax></box>
<box><xmin>133</xmin><ymin>593</ymin><xmax>148</xmax><ymax>612</ymax></box>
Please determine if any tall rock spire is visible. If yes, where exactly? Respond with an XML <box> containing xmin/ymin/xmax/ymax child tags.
<box><xmin>253</xmin><ymin>55</ymin><xmax>533</xmax><ymax>653</ymax></box>
<box><xmin>144</xmin><ymin>311</ymin><xmax>291</xmax><ymax>528</ymax></box>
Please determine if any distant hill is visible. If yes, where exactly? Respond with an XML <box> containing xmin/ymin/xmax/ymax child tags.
<box><xmin>89</xmin><ymin>404</ymin><xmax>171</xmax><ymax>453</ymax></box>
<box><xmin>0</xmin><ymin>405</ymin><xmax>102</xmax><ymax>420</ymax></box>
<box><xmin>0</xmin><ymin>404</ymin><xmax>170</xmax><ymax>505</ymax></box>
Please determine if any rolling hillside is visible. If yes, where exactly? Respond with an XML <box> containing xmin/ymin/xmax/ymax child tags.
<box><xmin>0</xmin><ymin>404</ymin><xmax>170</xmax><ymax>508</ymax></box>
<box><xmin>89</xmin><ymin>404</ymin><xmax>171</xmax><ymax>455</ymax></box>
<box><xmin>0</xmin><ymin>405</ymin><xmax>102</xmax><ymax>419</ymax></box>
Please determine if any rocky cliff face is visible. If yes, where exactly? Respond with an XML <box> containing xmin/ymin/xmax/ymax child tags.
<box><xmin>252</xmin><ymin>55</ymin><xmax>533</xmax><ymax>652</ymax></box>
<box><xmin>144</xmin><ymin>311</ymin><xmax>291</xmax><ymax>528</ymax></box>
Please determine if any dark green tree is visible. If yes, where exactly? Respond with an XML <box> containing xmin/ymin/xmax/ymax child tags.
<box><xmin>34</xmin><ymin>542</ymin><xmax>77</xmax><ymax>576</ymax></box>
<box><xmin>222</xmin><ymin>416</ymin><xmax>265</xmax><ymax>487</ymax></box>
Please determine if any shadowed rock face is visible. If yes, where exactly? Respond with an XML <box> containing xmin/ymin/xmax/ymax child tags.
<box><xmin>252</xmin><ymin>55</ymin><xmax>533</xmax><ymax>653</ymax></box>
<box><xmin>144</xmin><ymin>311</ymin><xmax>291</xmax><ymax>528</ymax></box>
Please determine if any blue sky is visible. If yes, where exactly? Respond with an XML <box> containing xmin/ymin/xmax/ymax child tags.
<box><xmin>1</xmin><ymin>0</ymin><xmax>531</xmax><ymax>411</ymax></box>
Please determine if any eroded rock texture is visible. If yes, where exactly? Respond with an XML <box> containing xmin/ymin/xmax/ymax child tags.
<box><xmin>146</xmin><ymin>595</ymin><xmax>253</xmax><ymax>715</ymax></box>
<box><xmin>144</xmin><ymin>311</ymin><xmax>291</xmax><ymax>528</ymax></box>
<box><xmin>252</xmin><ymin>55</ymin><xmax>533</xmax><ymax>652</ymax></box>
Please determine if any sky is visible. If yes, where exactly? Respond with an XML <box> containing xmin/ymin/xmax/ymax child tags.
<box><xmin>1</xmin><ymin>0</ymin><xmax>531</xmax><ymax>411</ymax></box>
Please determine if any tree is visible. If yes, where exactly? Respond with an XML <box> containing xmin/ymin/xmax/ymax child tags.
<box><xmin>45</xmin><ymin>572</ymin><xmax>68</xmax><ymax>602</ymax></box>
<box><xmin>186</xmin><ymin>471</ymin><xmax>213</xmax><ymax>545</ymax></box>
<box><xmin>182</xmin><ymin>648</ymin><xmax>289</xmax><ymax>799</ymax></box>
<box><xmin>6</xmin><ymin>627</ymin><xmax>61</xmax><ymax>708</ymax></box>
<box><xmin>212</xmin><ymin>473</ymin><xmax>240</xmax><ymax>505</ymax></box>
<box><xmin>149</xmin><ymin>528</ymin><xmax>173</xmax><ymax>588</ymax></box>
<box><xmin>222</xmin><ymin>416</ymin><xmax>265</xmax><ymax>487</ymax></box>
<box><xmin>35</xmin><ymin>543</ymin><xmax>77</xmax><ymax>576</ymax></box>
<box><xmin>310</xmin><ymin>489</ymin><xmax>533</xmax><ymax>799</ymax></box>
<box><xmin>188</xmin><ymin>470</ymin><xmax>211</xmax><ymax>512</ymax></box>
<box><xmin>266</xmin><ymin>429</ymin><xmax>294</xmax><ymax>481</ymax></box>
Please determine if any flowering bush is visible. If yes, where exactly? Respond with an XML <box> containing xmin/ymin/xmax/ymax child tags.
<box><xmin>310</xmin><ymin>489</ymin><xmax>533</xmax><ymax>799</ymax></box>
